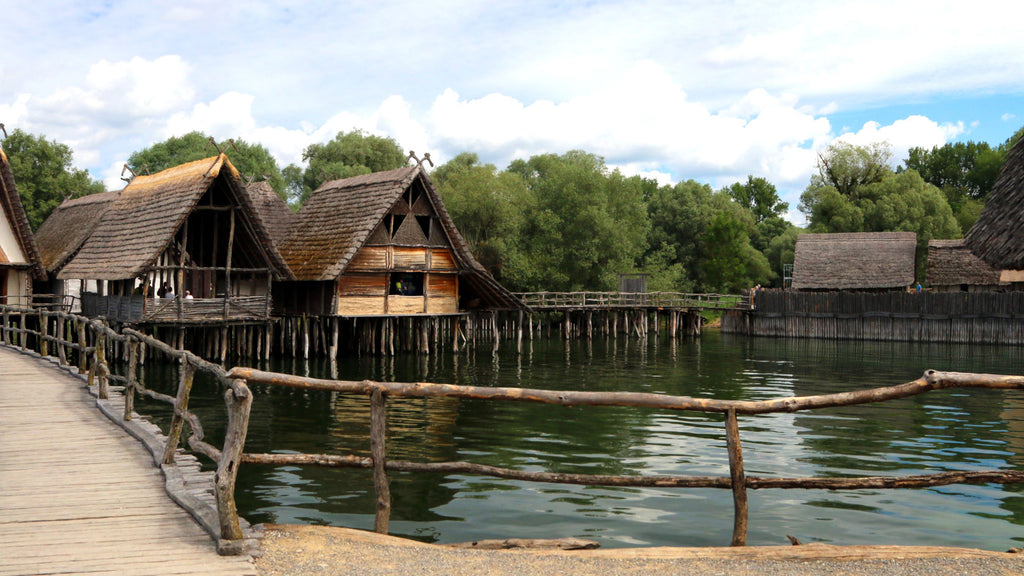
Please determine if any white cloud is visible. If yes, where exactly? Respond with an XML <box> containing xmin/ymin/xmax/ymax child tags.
<box><xmin>836</xmin><ymin>116</ymin><xmax>965</xmax><ymax>168</ymax></box>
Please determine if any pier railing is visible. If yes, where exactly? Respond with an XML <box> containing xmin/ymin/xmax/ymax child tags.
<box><xmin>514</xmin><ymin>291</ymin><xmax>750</xmax><ymax>311</ymax></box>
<box><xmin>0</xmin><ymin>304</ymin><xmax>254</xmax><ymax>554</ymax></box>
<box><xmin>223</xmin><ymin>367</ymin><xmax>1024</xmax><ymax>546</ymax></box>
<box><xmin>4</xmin><ymin>303</ymin><xmax>1024</xmax><ymax>548</ymax></box>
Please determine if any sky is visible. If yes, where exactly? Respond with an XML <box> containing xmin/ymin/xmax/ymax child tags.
<box><xmin>2</xmin><ymin>0</ymin><xmax>1023</xmax><ymax>224</ymax></box>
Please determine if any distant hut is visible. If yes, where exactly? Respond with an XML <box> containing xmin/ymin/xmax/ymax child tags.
<box><xmin>57</xmin><ymin>155</ymin><xmax>293</xmax><ymax>324</ymax></box>
<box><xmin>277</xmin><ymin>165</ymin><xmax>522</xmax><ymax>316</ymax></box>
<box><xmin>246</xmin><ymin>180</ymin><xmax>294</xmax><ymax>248</ymax></box>
<box><xmin>791</xmin><ymin>232</ymin><xmax>917</xmax><ymax>291</ymax></box>
<box><xmin>965</xmin><ymin>136</ymin><xmax>1024</xmax><ymax>270</ymax></box>
<box><xmin>925</xmin><ymin>239</ymin><xmax>1005</xmax><ymax>292</ymax></box>
<box><xmin>33</xmin><ymin>190</ymin><xmax>120</xmax><ymax>308</ymax></box>
<box><xmin>0</xmin><ymin>148</ymin><xmax>44</xmax><ymax>306</ymax></box>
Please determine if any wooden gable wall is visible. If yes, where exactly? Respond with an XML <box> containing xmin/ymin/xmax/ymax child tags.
<box><xmin>336</xmin><ymin>178</ymin><xmax>460</xmax><ymax>316</ymax></box>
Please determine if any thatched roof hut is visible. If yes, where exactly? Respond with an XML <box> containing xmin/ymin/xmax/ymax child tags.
<box><xmin>57</xmin><ymin>155</ymin><xmax>293</xmax><ymax>323</ymax></box>
<box><xmin>792</xmin><ymin>232</ymin><xmax>917</xmax><ymax>291</ymax></box>
<box><xmin>925</xmin><ymin>239</ymin><xmax>1004</xmax><ymax>291</ymax></box>
<box><xmin>965</xmin><ymin>136</ymin><xmax>1024</xmax><ymax>269</ymax></box>
<box><xmin>278</xmin><ymin>165</ymin><xmax>523</xmax><ymax>315</ymax></box>
<box><xmin>0</xmin><ymin>148</ymin><xmax>44</xmax><ymax>305</ymax></box>
<box><xmin>35</xmin><ymin>190</ymin><xmax>120</xmax><ymax>276</ymax></box>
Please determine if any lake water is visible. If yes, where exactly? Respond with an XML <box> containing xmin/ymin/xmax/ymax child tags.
<box><xmin>135</xmin><ymin>330</ymin><xmax>1024</xmax><ymax>550</ymax></box>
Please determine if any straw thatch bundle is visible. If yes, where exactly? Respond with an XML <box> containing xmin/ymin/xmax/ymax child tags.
<box><xmin>792</xmin><ymin>232</ymin><xmax>917</xmax><ymax>290</ymax></box>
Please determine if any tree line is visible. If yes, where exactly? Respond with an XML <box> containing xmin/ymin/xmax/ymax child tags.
<box><xmin>4</xmin><ymin>125</ymin><xmax>1022</xmax><ymax>294</ymax></box>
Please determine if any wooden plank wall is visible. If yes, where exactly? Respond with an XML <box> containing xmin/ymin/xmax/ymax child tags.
<box><xmin>723</xmin><ymin>290</ymin><xmax>1024</xmax><ymax>344</ymax></box>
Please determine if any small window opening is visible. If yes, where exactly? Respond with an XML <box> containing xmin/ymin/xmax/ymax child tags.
<box><xmin>390</xmin><ymin>273</ymin><xmax>424</xmax><ymax>296</ymax></box>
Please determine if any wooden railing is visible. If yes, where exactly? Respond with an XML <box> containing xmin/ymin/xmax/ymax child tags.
<box><xmin>515</xmin><ymin>291</ymin><xmax>750</xmax><ymax>311</ymax></box>
<box><xmin>80</xmin><ymin>293</ymin><xmax>271</xmax><ymax>323</ymax></box>
<box><xmin>0</xmin><ymin>305</ymin><xmax>254</xmax><ymax>554</ymax></box>
<box><xmin>6</xmin><ymin>302</ymin><xmax>1024</xmax><ymax>548</ymax></box>
<box><xmin>224</xmin><ymin>367</ymin><xmax>1024</xmax><ymax>547</ymax></box>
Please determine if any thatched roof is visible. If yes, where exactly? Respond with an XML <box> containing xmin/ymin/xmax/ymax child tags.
<box><xmin>925</xmin><ymin>239</ymin><xmax>1003</xmax><ymax>287</ymax></box>
<box><xmin>0</xmin><ymin>149</ymin><xmax>44</xmax><ymax>279</ymax></box>
<box><xmin>280</xmin><ymin>166</ymin><xmax>524</xmax><ymax>310</ymax></box>
<box><xmin>59</xmin><ymin>155</ymin><xmax>291</xmax><ymax>281</ymax></box>
<box><xmin>35</xmin><ymin>190</ymin><xmax>120</xmax><ymax>275</ymax></box>
<box><xmin>965</xmin><ymin>136</ymin><xmax>1024</xmax><ymax>268</ymax></box>
<box><xmin>246</xmin><ymin>181</ymin><xmax>295</xmax><ymax>248</ymax></box>
<box><xmin>792</xmin><ymin>232</ymin><xmax>917</xmax><ymax>290</ymax></box>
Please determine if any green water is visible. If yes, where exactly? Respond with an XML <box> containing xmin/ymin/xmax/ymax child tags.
<box><xmin>135</xmin><ymin>331</ymin><xmax>1024</xmax><ymax>549</ymax></box>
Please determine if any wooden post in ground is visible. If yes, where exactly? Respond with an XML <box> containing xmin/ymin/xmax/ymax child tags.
<box><xmin>370</xmin><ymin>388</ymin><xmax>391</xmax><ymax>533</ymax></box>
<box><xmin>163</xmin><ymin>360</ymin><xmax>196</xmax><ymax>465</ymax></box>
<box><xmin>39</xmin><ymin>311</ymin><xmax>49</xmax><ymax>357</ymax></box>
<box><xmin>96</xmin><ymin>329</ymin><xmax>109</xmax><ymax>400</ymax></box>
<box><xmin>57</xmin><ymin>315</ymin><xmax>67</xmax><ymax>366</ymax></box>
<box><xmin>216</xmin><ymin>380</ymin><xmax>253</xmax><ymax>542</ymax></box>
<box><xmin>124</xmin><ymin>341</ymin><xmax>139</xmax><ymax>421</ymax></box>
<box><xmin>726</xmin><ymin>408</ymin><xmax>748</xmax><ymax>546</ymax></box>
<box><xmin>19</xmin><ymin>311</ymin><xmax>27</xmax><ymax>351</ymax></box>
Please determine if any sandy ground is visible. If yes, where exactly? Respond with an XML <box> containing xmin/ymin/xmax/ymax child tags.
<box><xmin>254</xmin><ymin>525</ymin><xmax>1024</xmax><ymax>576</ymax></box>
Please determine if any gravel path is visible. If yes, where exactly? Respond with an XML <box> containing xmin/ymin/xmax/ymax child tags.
<box><xmin>254</xmin><ymin>525</ymin><xmax>1024</xmax><ymax>576</ymax></box>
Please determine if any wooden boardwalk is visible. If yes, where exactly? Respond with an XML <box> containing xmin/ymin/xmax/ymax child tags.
<box><xmin>0</xmin><ymin>347</ymin><xmax>256</xmax><ymax>576</ymax></box>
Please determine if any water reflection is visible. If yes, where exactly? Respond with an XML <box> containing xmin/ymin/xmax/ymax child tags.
<box><xmin>130</xmin><ymin>331</ymin><xmax>1024</xmax><ymax>549</ymax></box>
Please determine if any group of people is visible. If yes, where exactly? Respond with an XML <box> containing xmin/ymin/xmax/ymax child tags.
<box><xmin>155</xmin><ymin>282</ymin><xmax>193</xmax><ymax>300</ymax></box>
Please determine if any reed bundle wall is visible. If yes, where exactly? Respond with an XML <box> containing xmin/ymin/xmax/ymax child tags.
<box><xmin>723</xmin><ymin>290</ymin><xmax>1024</xmax><ymax>344</ymax></box>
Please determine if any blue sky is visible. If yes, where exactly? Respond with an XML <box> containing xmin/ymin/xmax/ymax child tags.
<box><xmin>2</xmin><ymin>0</ymin><xmax>1022</xmax><ymax>222</ymax></box>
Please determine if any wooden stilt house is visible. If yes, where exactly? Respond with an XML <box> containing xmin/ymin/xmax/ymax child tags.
<box><xmin>57</xmin><ymin>154</ymin><xmax>293</xmax><ymax>324</ymax></box>
<box><xmin>0</xmin><ymin>148</ymin><xmax>44</xmax><ymax>306</ymax></box>
<box><xmin>34</xmin><ymin>190</ymin><xmax>120</xmax><ymax>309</ymax></box>
<box><xmin>277</xmin><ymin>165</ymin><xmax>522</xmax><ymax>316</ymax></box>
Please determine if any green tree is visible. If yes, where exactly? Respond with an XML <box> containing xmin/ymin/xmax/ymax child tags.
<box><xmin>432</xmin><ymin>152</ymin><xmax>527</xmax><ymax>282</ymax></box>
<box><xmin>298</xmin><ymin>130</ymin><xmax>407</xmax><ymax>204</ymax></box>
<box><xmin>128</xmin><ymin>131</ymin><xmax>288</xmax><ymax>200</ymax></box>
<box><xmin>504</xmin><ymin>151</ymin><xmax>650</xmax><ymax>291</ymax></box>
<box><xmin>727</xmin><ymin>176</ymin><xmax>788</xmax><ymax>223</ymax></box>
<box><xmin>647</xmin><ymin>180</ymin><xmax>772</xmax><ymax>292</ymax></box>
<box><xmin>2</xmin><ymin>129</ymin><xmax>105</xmax><ymax>230</ymax></box>
<box><xmin>813</xmin><ymin>141</ymin><xmax>893</xmax><ymax>197</ymax></box>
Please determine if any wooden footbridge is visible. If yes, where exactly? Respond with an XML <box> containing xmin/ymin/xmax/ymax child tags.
<box><xmin>513</xmin><ymin>291</ymin><xmax>751</xmax><ymax>339</ymax></box>
<box><xmin>0</xmin><ymin>346</ymin><xmax>256</xmax><ymax>576</ymax></box>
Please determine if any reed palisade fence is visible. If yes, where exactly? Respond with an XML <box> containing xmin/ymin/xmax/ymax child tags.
<box><xmin>725</xmin><ymin>290</ymin><xmax>1024</xmax><ymax>344</ymax></box>
<box><xmin>4</xmin><ymin>303</ymin><xmax>1024</xmax><ymax>549</ymax></box>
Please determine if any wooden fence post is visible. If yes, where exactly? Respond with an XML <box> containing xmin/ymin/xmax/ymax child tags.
<box><xmin>163</xmin><ymin>360</ymin><xmax>196</xmax><ymax>465</ymax></box>
<box><xmin>124</xmin><ymin>341</ymin><xmax>139</xmax><ymax>421</ymax></box>
<box><xmin>370</xmin><ymin>388</ymin><xmax>391</xmax><ymax>533</ymax></box>
<box><xmin>726</xmin><ymin>408</ymin><xmax>748</xmax><ymax>546</ymax></box>
<box><xmin>216</xmin><ymin>380</ymin><xmax>253</xmax><ymax>542</ymax></box>
<box><xmin>57</xmin><ymin>315</ymin><xmax>67</xmax><ymax>366</ymax></box>
<box><xmin>19</xmin><ymin>311</ymin><xmax>27</xmax><ymax>351</ymax></box>
<box><xmin>96</xmin><ymin>329</ymin><xmax>109</xmax><ymax>400</ymax></box>
<box><xmin>39</xmin><ymin>311</ymin><xmax>49</xmax><ymax>357</ymax></box>
<box><xmin>77</xmin><ymin>319</ymin><xmax>88</xmax><ymax>373</ymax></box>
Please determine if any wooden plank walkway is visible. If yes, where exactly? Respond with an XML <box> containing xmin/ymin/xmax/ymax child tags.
<box><xmin>0</xmin><ymin>347</ymin><xmax>257</xmax><ymax>576</ymax></box>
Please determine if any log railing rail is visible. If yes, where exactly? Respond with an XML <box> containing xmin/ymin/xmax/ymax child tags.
<box><xmin>224</xmin><ymin>366</ymin><xmax>1024</xmax><ymax>547</ymax></box>
<box><xmin>515</xmin><ymin>291</ymin><xmax>750</xmax><ymax>311</ymax></box>
<box><xmin>5</xmin><ymin>303</ymin><xmax>1024</xmax><ymax>548</ymax></box>
<box><xmin>0</xmin><ymin>304</ymin><xmax>253</xmax><ymax>554</ymax></box>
